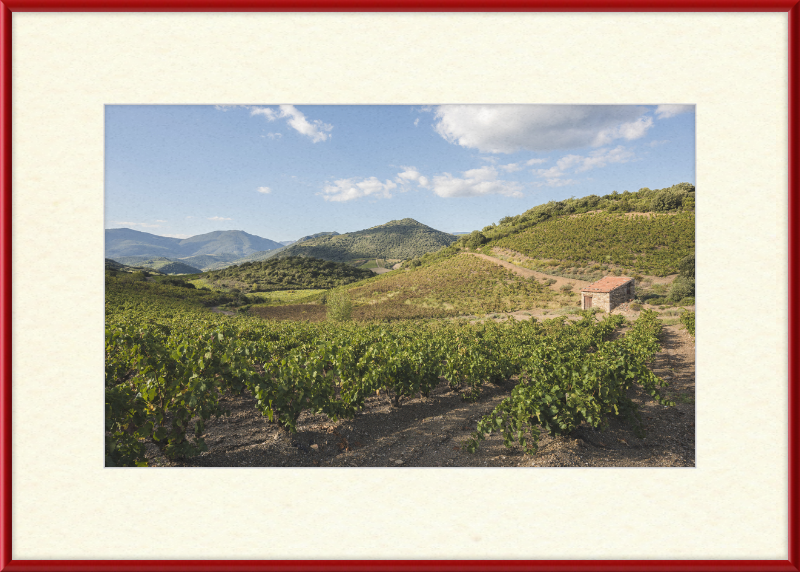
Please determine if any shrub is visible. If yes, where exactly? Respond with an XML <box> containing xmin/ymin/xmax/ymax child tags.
<box><xmin>326</xmin><ymin>290</ymin><xmax>353</xmax><ymax>322</ymax></box>
<box><xmin>559</xmin><ymin>283</ymin><xmax>574</xmax><ymax>293</ymax></box>
<box><xmin>678</xmin><ymin>297</ymin><xmax>695</xmax><ymax>306</ymax></box>
<box><xmin>667</xmin><ymin>276</ymin><xmax>695</xmax><ymax>302</ymax></box>
<box><xmin>680</xmin><ymin>310</ymin><xmax>695</xmax><ymax>336</ymax></box>
<box><xmin>678</xmin><ymin>254</ymin><xmax>695</xmax><ymax>278</ymax></box>
<box><xmin>630</xmin><ymin>302</ymin><xmax>642</xmax><ymax>311</ymax></box>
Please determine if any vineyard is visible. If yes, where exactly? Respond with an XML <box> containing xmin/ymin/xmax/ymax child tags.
<box><xmin>492</xmin><ymin>211</ymin><xmax>695</xmax><ymax>277</ymax></box>
<box><xmin>343</xmin><ymin>253</ymin><xmax>564</xmax><ymax>320</ymax></box>
<box><xmin>106</xmin><ymin>272</ymin><xmax>674</xmax><ymax>466</ymax></box>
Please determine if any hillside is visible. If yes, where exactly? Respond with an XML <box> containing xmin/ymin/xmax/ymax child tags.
<box><xmin>491</xmin><ymin>211</ymin><xmax>694</xmax><ymax>277</ymax></box>
<box><xmin>201</xmin><ymin>256</ymin><xmax>375</xmax><ymax>292</ymax></box>
<box><xmin>105</xmin><ymin>228</ymin><xmax>283</xmax><ymax>260</ymax></box>
<box><xmin>272</xmin><ymin>219</ymin><xmax>456</xmax><ymax>263</ymax></box>
<box><xmin>108</xmin><ymin>256</ymin><xmax>202</xmax><ymax>275</ymax></box>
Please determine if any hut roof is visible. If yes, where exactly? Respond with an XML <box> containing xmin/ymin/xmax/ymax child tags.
<box><xmin>581</xmin><ymin>276</ymin><xmax>634</xmax><ymax>293</ymax></box>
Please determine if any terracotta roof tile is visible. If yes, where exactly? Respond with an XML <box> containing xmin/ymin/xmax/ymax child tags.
<box><xmin>580</xmin><ymin>276</ymin><xmax>634</xmax><ymax>293</ymax></box>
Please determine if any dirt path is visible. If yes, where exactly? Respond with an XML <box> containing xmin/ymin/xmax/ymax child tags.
<box><xmin>467</xmin><ymin>251</ymin><xmax>592</xmax><ymax>291</ymax></box>
<box><xmin>145</xmin><ymin>324</ymin><xmax>695</xmax><ymax>468</ymax></box>
<box><xmin>210</xmin><ymin>306</ymin><xmax>236</xmax><ymax>316</ymax></box>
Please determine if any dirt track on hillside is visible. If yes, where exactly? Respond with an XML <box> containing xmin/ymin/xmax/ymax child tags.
<box><xmin>467</xmin><ymin>252</ymin><xmax>592</xmax><ymax>291</ymax></box>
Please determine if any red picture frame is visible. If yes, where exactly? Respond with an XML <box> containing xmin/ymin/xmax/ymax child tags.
<box><xmin>1</xmin><ymin>2</ymin><xmax>797</xmax><ymax>571</ymax></box>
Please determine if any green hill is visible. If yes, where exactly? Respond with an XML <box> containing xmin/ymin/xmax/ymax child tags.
<box><xmin>490</xmin><ymin>211</ymin><xmax>694</xmax><ymax>277</ymax></box>
<box><xmin>109</xmin><ymin>256</ymin><xmax>202</xmax><ymax>275</ymax></box>
<box><xmin>272</xmin><ymin>219</ymin><xmax>456</xmax><ymax>263</ymax></box>
<box><xmin>178</xmin><ymin>253</ymin><xmax>241</xmax><ymax>271</ymax></box>
<box><xmin>201</xmin><ymin>256</ymin><xmax>375</xmax><ymax>292</ymax></box>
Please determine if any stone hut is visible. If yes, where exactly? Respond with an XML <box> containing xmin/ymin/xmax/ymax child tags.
<box><xmin>580</xmin><ymin>276</ymin><xmax>635</xmax><ymax>312</ymax></box>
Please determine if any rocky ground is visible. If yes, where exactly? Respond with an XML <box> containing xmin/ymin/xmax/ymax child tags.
<box><xmin>144</xmin><ymin>323</ymin><xmax>695</xmax><ymax>469</ymax></box>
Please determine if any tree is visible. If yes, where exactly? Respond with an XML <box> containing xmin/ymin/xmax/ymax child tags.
<box><xmin>678</xmin><ymin>254</ymin><xmax>695</xmax><ymax>279</ymax></box>
<box><xmin>466</xmin><ymin>231</ymin><xmax>488</xmax><ymax>250</ymax></box>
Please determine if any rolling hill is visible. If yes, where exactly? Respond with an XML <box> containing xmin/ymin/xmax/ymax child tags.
<box><xmin>107</xmin><ymin>256</ymin><xmax>202</xmax><ymax>275</ymax></box>
<box><xmin>270</xmin><ymin>219</ymin><xmax>456</xmax><ymax>263</ymax></box>
<box><xmin>201</xmin><ymin>256</ymin><xmax>375</xmax><ymax>292</ymax></box>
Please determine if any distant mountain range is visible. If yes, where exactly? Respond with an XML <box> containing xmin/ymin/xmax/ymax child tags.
<box><xmin>105</xmin><ymin>220</ymin><xmax>456</xmax><ymax>273</ymax></box>
<box><xmin>106</xmin><ymin>228</ymin><xmax>283</xmax><ymax>260</ymax></box>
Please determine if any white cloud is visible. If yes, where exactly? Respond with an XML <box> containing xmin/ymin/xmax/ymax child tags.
<box><xmin>250</xmin><ymin>107</ymin><xmax>279</xmax><ymax>121</ymax></box>
<box><xmin>526</xmin><ymin>158</ymin><xmax>548</xmax><ymax>165</ymax></box>
<box><xmin>161</xmin><ymin>233</ymin><xmax>191</xmax><ymax>239</ymax></box>
<box><xmin>649</xmin><ymin>139</ymin><xmax>670</xmax><ymax>147</ymax></box>
<box><xmin>263</xmin><ymin>132</ymin><xmax>282</xmax><ymax>140</ymax></box>
<box><xmin>531</xmin><ymin>146</ymin><xmax>634</xmax><ymax>187</ymax></box>
<box><xmin>320</xmin><ymin>177</ymin><xmax>397</xmax><ymax>202</ymax></box>
<box><xmin>395</xmin><ymin>167</ymin><xmax>429</xmax><ymax>188</ymax></box>
<box><xmin>257</xmin><ymin>186</ymin><xmax>272</xmax><ymax>194</ymax></box>
<box><xmin>654</xmin><ymin>104</ymin><xmax>694</xmax><ymax>119</ymax></box>
<box><xmin>498</xmin><ymin>162</ymin><xmax>525</xmax><ymax>172</ymax></box>
<box><xmin>250</xmin><ymin>105</ymin><xmax>332</xmax><ymax>143</ymax></box>
<box><xmin>432</xmin><ymin>105</ymin><xmax>653</xmax><ymax>153</ymax></box>
<box><xmin>414</xmin><ymin>118</ymin><xmax>420</xmax><ymax>127</ymax></box>
<box><xmin>208</xmin><ymin>216</ymin><xmax>232</xmax><ymax>221</ymax></box>
<box><xmin>430</xmin><ymin>166</ymin><xmax>523</xmax><ymax>198</ymax></box>
<box><xmin>593</xmin><ymin>116</ymin><xmax>653</xmax><ymax>146</ymax></box>
<box><xmin>155</xmin><ymin>219</ymin><xmax>167</xmax><ymax>222</ymax></box>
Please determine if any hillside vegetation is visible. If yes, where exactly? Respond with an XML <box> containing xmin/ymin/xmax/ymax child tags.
<box><xmin>272</xmin><ymin>218</ymin><xmax>456</xmax><ymax>263</ymax></box>
<box><xmin>339</xmin><ymin>252</ymin><xmax>563</xmax><ymax>320</ymax></box>
<box><xmin>201</xmin><ymin>256</ymin><xmax>374</xmax><ymax>292</ymax></box>
<box><xmin>491</xmin><ymin>211</ymin><xmax>694</xmax><ymax>277</ymax></box>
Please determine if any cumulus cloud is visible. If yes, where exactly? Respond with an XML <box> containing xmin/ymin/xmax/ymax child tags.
<box><xmin>321</xmin><ymin>177</ymin><xmax>397</xmax><ymax>202</ymax></box>
<box><xmin>208</xmin><ymin>216</ymin><xmax>232</xmax><ymax>221</ymax></box>
<box><xmin>532</xmin><ymin>146</ymin><xmax>634</xmax><ymax>187</ymax></box>
<box><xmin>395</xmin><ymin>167</ymin><xmax>429</xmax><ymax>188</ymax></box>
<box><xmin>257</xmin><ymin>187</ymin><xmax>271</xmax><ymax>194</ymax></box>
<box><xmin>432</xmin><ymin>105</ymin><xmax>653</xmax><ymax>153</ymax></box>
<box><xmin>250</xmin><ymin>105</ymin><xmax>332</xmax><ymax>143</ymax></box>
<box><xmin>654</xmin><ymin>104</ymin><xmax>694</xmax><ymax>119</ymax></box>
<box><xmin>593</xmin><ymin>116</ymin><xmax>653</xmax><ymax>146</ymax></box>
<box><xmin>430</xmin><ymin>166</ymin><xmax>524</xmax><ymax>198</ymax></box>
<box><xmin>321</xmin><ymin>164</ymin><xmax>524</xmax><ymax>201</ymax></box>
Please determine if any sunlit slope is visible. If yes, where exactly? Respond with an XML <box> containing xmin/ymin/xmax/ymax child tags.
<box><xmin>492</xmin><ymin>212</ymin><xmax>694</xmax><ymax>276</ymax></box>
<box><xmin>342</xmin><ymin>252</ymin><xmax>561</xmax><ymax>320</ymax></box>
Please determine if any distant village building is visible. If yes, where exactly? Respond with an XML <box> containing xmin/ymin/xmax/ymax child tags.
<box><xmin>580</xmin><ymin>276</ymin><xmax>635</xmax><ymax>312</ymax></box>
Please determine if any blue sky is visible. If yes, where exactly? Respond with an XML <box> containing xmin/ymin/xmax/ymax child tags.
<box><xmin>105</xmin><ymin>104</ymin><xmax>695</xmax><ymax>242</ymax></box>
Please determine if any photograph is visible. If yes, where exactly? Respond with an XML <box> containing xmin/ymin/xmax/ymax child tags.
<box><xmin>105</xmin><ymin>103</ymin><xmax>697</xmax><ymax>469</ymax></box>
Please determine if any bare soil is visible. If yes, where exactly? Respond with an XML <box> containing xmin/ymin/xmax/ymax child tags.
<box><xmin>144</xmin><ymin>323</ymin><xmax>695</xmax><ymax>468</ymax></box>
